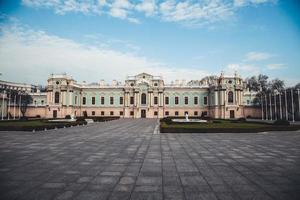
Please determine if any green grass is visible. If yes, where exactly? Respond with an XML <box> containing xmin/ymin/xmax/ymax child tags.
<box><xmin>0</xmin><ymin>120</ymin><xmax>70</xmax><ymax>127</ymax></box>
<box><xmin>161</xmin><ymin>121</ymin><xmax>267</xmax><ymax>129</ymax></box>
<box><xmin>160</xmin><ymin>119</ymin><xmax>300</xmax><ymax>133</ymax></box>
<box><xmin>0</xmin><ymin>119</ymin><xmax>87</xmax><ymax>131</ymax></box>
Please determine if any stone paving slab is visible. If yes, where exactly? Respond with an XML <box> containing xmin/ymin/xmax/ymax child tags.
<box><xmin>0</xmin><ymin>119</ymin><xmax>300</xmax><ymax>200</ymax></box>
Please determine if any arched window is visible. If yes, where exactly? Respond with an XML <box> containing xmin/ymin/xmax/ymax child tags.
<box><xmin>54</xmin><ymin>92</ymin><xmax>60</xmax><ymax>104</ymax></box>
<box><xmin>228</xmin><ymin>91</ymin><xmax>234</xmax><ymax>103</ymax></box>
<box><xmin>141</xmin><ymin>93</ymin><xmax>147</xmax><ymax>104</ymax></box>
<box><xmin>184</xmin><ymin>97</ymin><xmax>188</xmax><ymax>105</ymax></box>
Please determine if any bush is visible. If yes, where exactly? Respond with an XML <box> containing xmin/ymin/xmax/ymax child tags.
<box><xmin>212</xmin><ymin>120</ymin><xmax>222</xmax><ymax>123</ymax></box>
<box><xmin>36</xmin><ymin>115</ymin><xmax>41</xmax><ymax>118</ymax></box>
<box><xmin>273</xmin><ymin>120</ymin><xmax>290</xmax><ymax>126</ymax></box>
<box><xmin>237</xmin><ymin>117</ymin><xmax>246</xmax><ymax>122</ymax></box>
<box><xmin>76</xmin><ymin>117</ymin><xmax>86</xmax><ymax>122</ymax></box>
<box><xmin>20</xmin><ymin>116</ymin><xmax>28</xmax><ymax>121</ymax></box>
<box><xmin>246</xmin><ymin>115</ymin><xmax>252</xmax><ymax>119</ymax></box>
<box><xmin>65</xmin><ymin>115</ymin><xmax>71</xmax><ymax>119</ymax></box>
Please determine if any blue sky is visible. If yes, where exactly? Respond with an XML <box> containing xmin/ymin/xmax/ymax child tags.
<box><xmin>0</xmin><ymin>0</ymin><xmax>299</xmax><ymax>86</ymax></box>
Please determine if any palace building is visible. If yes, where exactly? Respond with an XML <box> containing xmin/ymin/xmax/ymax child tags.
<box><xmin>0</xmin><ymin>72</ymin><xmax>260</xmax><ymax>119</ymax></box>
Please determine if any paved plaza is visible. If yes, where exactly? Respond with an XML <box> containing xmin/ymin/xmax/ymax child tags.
<box><xmin>0</xmin><ymin>119</ymin><xmax>300</xmax><ymax>200</ymax></box>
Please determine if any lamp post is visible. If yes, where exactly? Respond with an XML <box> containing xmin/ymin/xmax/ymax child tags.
<box><xmin>13</xmin><ymin>94</ymin><xmax>16</xmax><ymax>120</ymax></box>
<box><xmin>8</xmin><ymin>92</ymin><xmax>10</xmax><ymax>120</ymax></box>
<box><xmin>291</xmin><ymin>89</ymin><xmax>295</xmax><ymax>122</ymax></box>
<box><xmin>1</xmin><ymin>90</ymin><xmax>5</xmax><ymax>120</ymax></box>
<box><xmin>18</xmin><ymin>93</ymin><xmax>21</xmax><ymax>119</ymax></box>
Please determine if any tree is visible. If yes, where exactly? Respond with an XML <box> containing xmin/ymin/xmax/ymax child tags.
<box><xmin>270</xmin><ymin>78</ymin><xmax>285</xmax><ymax>92</ymax></box>
<box><xmin>200</xmin><ymin>75</ymin><xmax>218</xmax><ymax>85</ymax></box>
<box><xmin>20</xmin><ymin>93</ymin><xmax>33</xmax><ymax>117</ymax></box>
<box><xmin>258</xmin><ymin>74</ymin><xmax>269</xmax><ymax>92</ymax></box>
<box><xmin>246</xmin><ymin>76</ymin><xmax>260</xmax><ymax>91</ymax></box>
<box><xmin>295</xmin><ymin>83</ymin><xmax>300</xmax><ymax>89</ymax></box>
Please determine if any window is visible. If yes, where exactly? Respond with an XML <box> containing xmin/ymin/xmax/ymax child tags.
<box><xmin>130</xmin><ymin>96</ymin><xmax>134</xmax><ymax>104</ymax></box>
<box><xmin>154</xmin><ymin>96</ymin><xmax>158</xmax><ymax>105</ymax></box>
<box><xmin>204</xmin><ymin>96</ymin><xmax>208</xmax><ymax>105</ymax></box>
<box><xmin>228</xmin><ymin>91</ymin><xmax>233</xmax><ymax>103</ymax></box>
<box><xmin>154</xmin><ymin>111</ymin><xmax>158</xmax><ymax>116</ymax></box>
<box><xmin>83</xmin><ymin>97</ymin><xmax>86</xmax><ymax>105</ymax></box>
<box><xmin>120</xmin><ymin>111</ymin><xmax>123</xmax><ymax>116</ymax></box>
<box><xmin>110</xmin><ymin>111</ymin><xmax>114</xmax><ymax>116</ymax></box>
<box><xmin>120</xmin><ymin>97</ymin><xmax>124</xmax><ymax>105</ymax></box>
<box><xmin>92</xmin><ymin>111</ymin><xmax>95</xmax><ymax>116</ymax></box>
<box><xmin>165</xmin><ymin>97</ymin><xmax>169</xmax><ymax>105</ymax></box>
<box><xmin>175</xmin><ymin>111</ymin><xmax>179</xmax><ymax>116</ymax></box>
<box><xmin>101</xmin><ymin>111</ymin><xmax>105</xmax><ymax>116</ymax></box>
<box><xmin>130</xmin><ymin>83</ymin><xmax>134</xmax><ymax>87</ymax></box>
<box><xmin>154</xmin><ymin>83</ymin><xmax>158</xmax><ymax>86</ymax></box>
<box><xmin>194</xmin><ymin>111</ymin><xmax>198</xmax><ymax>116</ymax></box>
<box><xmin>175</xmin><ymin>97</ymin><xmax>179</xmax><ymax>105</ymax></box>
<box><xmin>110</xmin><ymin>97</ymin><xmax>114</xmax><ymax>105</ymax></box>
<box><xmin>165</xmin><ymin>111</ymin><xmax>169</xmax><ymax>116</ymax></box>
<box><xmin>184</xmin><ymin>97</ymin><xmax>188</xmax><ymax>105</ymax></box>
<box><xmin>34</xmin><ymin>100</ymin><xmax>37</xmax><ymax>106</ymax></box>
<box><xmin>247</xmin><ymin>100</ymin><xmax>250</xmax><ymax>105</ymax></box>
<box><xmin>92</xmin><ymin>97</ymin><xmax>95</xmax><ymax>105</ymax></box>
<box><xmin>54</xmin><ymin>92</ymin><xmax>60</xmax><ymax>104</ymax></box>
<box><xmin>194</xmin><ymin>97</ymin><xmax>198</xmax><ymax>105</ymax></box>
<box><xmin>75</xmin><ymin>96</ymin><xmax>77</xmax><ymax>105</ymax></box>
<box><xmin>56</xmin><ymin>81</ymin><xmax>59</xmax><ymax>85</ymax></box>
<box><xmin>41</xmin><ymin>100</ymin><xmax>44</xmax><ymax>105</ymax></box>
<box><xmin>185</xmin><ymin>111</ymin><xmax>188</xmax><ymax>115</ymax></box>
<box><xmin>202</xmin><ymin>111</ymin><xmax>208</xmax><ymax>116</ymax></box>
<box><xmin>141</xmin><ymin>93</ymin><xmax>146</xmax><ymax>104</ymax></box>
<box><xmin>130</xmin><ymin>111</ymin><xmax>134</xmax><ymax>116</ymax></box>
<box><xmin>101</xmin><ymin>96</ymin><xmax>105</xmax><ymax>105</ymax></box>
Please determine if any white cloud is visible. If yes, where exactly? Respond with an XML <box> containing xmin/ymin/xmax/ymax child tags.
<box><xmin>245</xmin><ymin>51</ymin><xmax>273</xmax><ymax>61</ymax></box>
<box><xmin>234</xmin><ymin>0</ymin><xmax>276</xmax><ymax>7</ymax></box>
<box><xmin>267</xmin><ymin>63</ymin><xmax>285</xmax><ymax>70</ymax></box>
<box><xmin>21</xmin><ymin>0</ymin><xmax>277</xmax><ymax>26</ymax></box>
<box><xmin>135</xmin><ymin>0</ymin><xmax>156</xmax><ymax>16</ymax></box>
<box><xmin>227</xmin><ymin>63</ymin><xmax>260</xmax><ymax>75</ymax></box>
<box><xmin>0</xmin><ymin>23</ymin><xmax>209</xmax><ymax>84</ymax></box>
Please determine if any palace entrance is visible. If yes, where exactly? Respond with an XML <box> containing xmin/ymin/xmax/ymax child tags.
<box><xmin>141</xmin><ymin>109</ymin><xmax>146</xmax><ymax>118</ymax></box>
<box><xmin>230</xmin><ymin>110</ymin><xmax>235</xmax><ymax>119</ymax></box>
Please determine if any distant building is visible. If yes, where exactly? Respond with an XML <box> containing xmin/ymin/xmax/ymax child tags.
<box><xmin>0</xmin><ymin>72</ymin><xmax>261</xmax><ymax>119</ymax></box>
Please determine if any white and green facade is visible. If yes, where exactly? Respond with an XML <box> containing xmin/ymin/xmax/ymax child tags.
<box><xmin>0</xmin><ymin>72</ymin><xmax>261</xmax><ymax>119</ymax></box>
<box><xmin>43</xmin><ymin>72</ymin><xmax>260</xmax><ymax>119</ymax></box>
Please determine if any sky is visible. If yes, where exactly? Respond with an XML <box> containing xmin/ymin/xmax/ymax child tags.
<box><xmin>0</xmin><ymin>0</ymin><xmax>299</xmax><ymax>86</ymax></box>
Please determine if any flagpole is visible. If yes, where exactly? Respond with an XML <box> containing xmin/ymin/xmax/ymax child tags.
<box><xmin>261</xmin><ymin>94</ymin><xmax>264</xmax><ymax>120</ymax></box>
<box><xmin>291</xmin><ymin>89</ymin><xmax>295</xmax><ymax>122</ymax></box>
<box><xmin>279</xmin><ymin>92</ymin><xmax>282</xmax><ymax>120</ymax></box>
<box><xmin>285</xmin><ymin>90</ymin><xmax>288</xmax><ymax>120</ymax></box>
<box><xmin>298</xmin><ymin>89</ymin><xmax>300</xmax><ymax>120</ymax></box>
<box><xmin>269</xmin><ymin>93</ymin><xmax>272</xmax><ymax>121</ymax></box>
<box><xmin>265</xmin><ymin>94</ymin><xmax>268</xmax><ymax>120</ymax></box>
<box><xmin>274</xmin><ymin>92</ymin><xmax>277</xmax><ymax>120</ymax></box>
